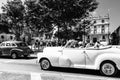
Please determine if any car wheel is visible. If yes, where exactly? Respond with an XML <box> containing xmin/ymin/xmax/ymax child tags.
<box><xmin>11</xmin><ymin>53</ymin><xmax>18</xmax><ymax>59</ymax></box>
<box><xmin>40</xmin><ymin>59</ymin><xmax>51</xmax><ymax>70</ymax></box>
<box><xmin>100</xmin><ymin>62</ymin><xmax>118</xmax><ymax>76</ymax></box>
<box><xmin>24</xmin><ymin>55</ymin><xmax>28</xmax><ymax>58</ymax></box>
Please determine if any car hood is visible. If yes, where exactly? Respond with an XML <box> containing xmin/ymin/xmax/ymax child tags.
<box><xmin>43</xmin><ymin>46</ymin><xmax>63</xmax><ymax>52</ymax></box>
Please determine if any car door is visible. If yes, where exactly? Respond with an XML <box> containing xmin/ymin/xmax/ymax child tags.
<box><xmin>2</xmin><ymin>43</ymin><xmax>12</xmax><ymax>55</ymax></box>
<box><xmin>84</xmin><ymin>47</ymin><xmax>100</xmax><ymax>69</ymax></box>
<box><xmin>0</xmin><ymin>43</ymin><xmax>5</xmax><ymax>55</ymax></box>
<box><xmin>60</xmin><ymin>47</ymin><xmax>86</xmax><ymax>68</ymax></box>
<box><xmin>0</xmin><ymin>42</ymin><xmax>7</xmax><ymax>55</ymax></box>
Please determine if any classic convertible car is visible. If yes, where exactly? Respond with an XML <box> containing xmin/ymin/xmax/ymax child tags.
<box><xmin>37</xmin><ymin>40</ymin><xmax>120</xmax><ymax>76</ymax></box>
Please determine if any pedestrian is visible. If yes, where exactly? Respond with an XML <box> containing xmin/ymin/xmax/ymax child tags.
<box><xmin>78</xmin><ymin>41</ymin><xmax>84</xmax><ymax>48</ymax></box>
<box><xmin>35</xmin><ymin>40</ymin><xmax>39</xmax><ymax>50</ymax></box>
<box><xmin>94</xmin><ymin>41</ymin><xmax>101</xmax><ymax>48</ymax></box>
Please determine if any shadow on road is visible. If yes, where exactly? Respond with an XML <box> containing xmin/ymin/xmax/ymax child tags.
<box><xmin>48</xmin><ymin>67</ymin><xmax>120</xmax><ymax>78</ymax></box>
<box><xmin>19</xmin><ymin>56</ymin><xmax>37</xmax><ymax>60</ymax></box>
<box><xmin>0</xmin><ymin>56</ymin><xmax>37</xmax><ymax>60</ymax></box>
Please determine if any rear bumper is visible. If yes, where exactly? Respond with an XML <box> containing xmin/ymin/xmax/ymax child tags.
<box><xmin>17</xmin><ymin>51</ymin><xmax>34</xmax><ymax>57</ymax></box>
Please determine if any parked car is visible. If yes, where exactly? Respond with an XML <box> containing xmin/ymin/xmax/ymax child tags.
<box><xmin>37</xmin><ymin>40</ymin><xmax>120</xmax><ymax>76</ymax></box>
<box><xmin>0</xmin><ymin>41</ymin><xmax>34</xmax><ymax>59</ymax></box>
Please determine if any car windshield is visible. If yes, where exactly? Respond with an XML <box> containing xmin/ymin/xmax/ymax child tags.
<box><xmin>65</xmin><ymin>40</ymin><xmax>80</xmax><ymax>48</ymax></box>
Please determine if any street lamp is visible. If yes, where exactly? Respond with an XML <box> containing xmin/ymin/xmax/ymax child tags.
<box><xmin>83</xmin><ymin>24</ymin><xmax>86</xmax><ymax>47</ymax></box>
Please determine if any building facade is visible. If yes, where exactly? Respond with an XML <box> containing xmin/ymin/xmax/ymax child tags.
<box><xmin>88</xmin><ymin>15</ymin><xmax>110</xmax><ymax>43</ymax></box>
<box><xmin>0</xmin><ymin>32</ymin><xmax>15</xmax><ymax>43</ymax></box>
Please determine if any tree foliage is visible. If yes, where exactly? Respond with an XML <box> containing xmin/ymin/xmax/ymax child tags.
<box><xmin>0</xmin><ymin>13</ymin><xmax>10</xmax><ymax>33</ymax></box>
<box><xmin>1</xmin><ymin>0</ymin><xmax>25</xmax><ymax>40</ymax></box>
<box><xmin>1</xmin><ymin>0</ymin><xmax>99</xmax><ymax>41</ymax></box>
<box><xmin>24</xmin><ymin>0</ymin><xmax>54</xmax><ymax>34</ymax></box>
<box><xmin>23</xmin><ymin>0</ymin><xmax>99</xmax><ymax>40</ymax></box>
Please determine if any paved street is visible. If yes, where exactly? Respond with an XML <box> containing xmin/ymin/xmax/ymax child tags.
<box><xmin>0</xmin><ymin>0</ymin><xmax>120</xmax><ymax>79</ymax></box>
<box><xmin>0</xmin><ymin>54</ymin><xmax>120</xmax><ymax>80</ymax></box>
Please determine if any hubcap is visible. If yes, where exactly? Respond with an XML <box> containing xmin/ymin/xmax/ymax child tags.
<box><xmin>41</xmin><ymin>60</ymin><xmax>50</xmax><ymax>69</ymax></box>
<box><xmin>12</xmin><ymin>53</ymin><xmax>16</xmax><ymax>59</ymax></box>
<box><xmin>102</xmin><ymin>63</ymin><xmax>115</xmax><ymax>75</ymax></box>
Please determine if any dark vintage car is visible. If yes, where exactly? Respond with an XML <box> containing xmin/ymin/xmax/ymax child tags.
<box><xmin>0</xmin><ymin>41</ymin><xmax>34</xmax><ymax>59</ymax></box>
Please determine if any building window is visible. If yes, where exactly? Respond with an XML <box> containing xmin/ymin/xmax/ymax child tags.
<box><xmin>94</xmin><ymin>26</ymin><xmax>97</xmax><ymax>34</ymax></box>
<box><xmin>94</xmin><ymin>20</ymin><xmax>96</xmax><ymax>23</ymax></box>
<box><xmin>10</xmin><ymin>36</ymin><xmax>13</xmax><ymax>40</ymax></box>
<box><xmin>101</xmin><ymin>19</ymin><xmax>105</xmax><ymax>23</ymax></box>
<box><xmin>1</xmin><ymin>35</ymin><xmax>4</xmax><ymax>39</ymax></box>
<box><xmin>94</xmin><ymin>26</ymin><xmax>96</xmax><ymax>28</ymax></box>
<box><xmin>102</xmin><ymin>35</ymin><xmax>106</xmax><ymax>40</ymax></box>
<box><xmin>101</xmin><ymin>25</ymin><xmax>105</xmax><ymax>34</ymax></box>
<box><xmin>87</xmin><ymin>36</ymin><xmax>90</xmax><ymax>39</ymax></box>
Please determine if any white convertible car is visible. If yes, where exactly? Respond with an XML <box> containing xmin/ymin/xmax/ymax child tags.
<box><xmin>37</xmin><ymin>40</ymin><xmax>120</xmax><ymax>76</ymax></box>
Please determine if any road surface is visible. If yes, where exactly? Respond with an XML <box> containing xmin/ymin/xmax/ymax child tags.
<box><xmin>0</xmin><ymin>54</ymin><xmax>120</xmax><ymax>80</ymax></box>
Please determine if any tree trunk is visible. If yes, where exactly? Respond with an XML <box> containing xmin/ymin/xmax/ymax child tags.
<box><xmin>16</xmin><ymin>32</ymin><xmax>21</xmax><ymax>41</ymax></box>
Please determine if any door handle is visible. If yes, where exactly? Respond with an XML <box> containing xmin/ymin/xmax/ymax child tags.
<box><xmin>83</xmin><ymin>51</ymin><xmax>86</xmax><ymax>53</ymax></box>
<box><xmin>82</xmin><ymin>51</ymin><xmax>86</xmax><ymax>54</ymax></box>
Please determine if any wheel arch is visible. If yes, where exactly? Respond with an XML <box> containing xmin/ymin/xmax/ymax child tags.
<box><xmin>99</xmin><ymin>60</ymin><xmax>118</xmax><ymax>76</ymax></box>
<box><xmin>100</xmin><ymin>60</ymin><xmax>117</xmax><ymax>69</ymax></box>
<box><xmin>39</xmin><ymin>57</ymin><xmax>51</xmax><ymax>64</ymax></box>
<box><xmin>95</xmin><ymin>54</ymin><xmax>120</xmax><ymax>70</ymax></box>
<box><xmin>10</xmin><ymin>49</ymin><xmax>22</xmax><ymax>55</ymax></box>
<box><xmin>10</xmin><ymin>50</ymin><xmax>18</xmax><ymax>55</ymax></box>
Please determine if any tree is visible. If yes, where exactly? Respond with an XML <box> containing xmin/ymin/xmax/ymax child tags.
<box><xmin>25</xmin><ymin>0</ymin><xmax>54</xmax><ymax>35</ymax></box>
<box><xmin>0</xmin><ymin>23</ymin><xmax>9</xmax><ymax>33</ymax></box>
<box><xmin>111</xmin><ymin>32</ymin><xmax>119</xmax><ymax>45</ymax></box>
<box><xmin>1</xmin><ymin>0</ymin><xmax>99</xmax><ymax>42</ymax></box>
<box><xmin>0</xmin><ymin>13</ymin><xmax>9</xmax><ymax>33</ymax></box>
<box><xmin>1</xmin><ymin>0</ymin><xmax>25</xmax><ymax>40</ymax></box>
<box><xmin>25</xmin><ymin>0</ymin><xmax>99</xmax><ymax>40</ymax></box>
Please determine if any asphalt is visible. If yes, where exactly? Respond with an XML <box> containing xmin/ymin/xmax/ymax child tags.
<box><xmin>0</xmin><ymin>71</ymin><xmax>30</xmax><ymax>80</ymax></box>
<box><xmin>0</xmin><ymin>71</ymin><xmax>94</xmax><ymax>80</ymax></box>
<box><xmin>0</xmin><ymin>52</ymin><xmax>119</xmax><ymax>80</ymax></box>
<box><xmin>0</xmin><ymin>71</ymin><xmax>120</xmax><ymax>80</ymax></box>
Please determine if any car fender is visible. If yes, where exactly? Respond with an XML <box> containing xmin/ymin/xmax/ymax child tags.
<box><xmin>59</xmin><ymin>55</ymin><xmax>72</xmax><ymax>67</ymax></box>
<box><xmin>10</xmin><ymin>48</ymin><xmax>23</xmax><ymax>54</ymax></box>
<box><xmin>95</xmin><ymin>53</ymin><xmax>120</xmax><ymax>70</ymax></box>
<box><xmin>38</xmin><ymin>52</ymin><xmax>61</xmax><ymax>67</ymax></box>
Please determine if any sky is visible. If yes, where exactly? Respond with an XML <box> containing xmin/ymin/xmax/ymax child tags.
<box><xmin>95</xmin><ymin>0</ymin><xmax>120</xmax><ymax>33</ymax></box>
<box><xmin>0</xmin><ymin>0</ymin><xmax>120</xmax><ymax>33</ymax></box>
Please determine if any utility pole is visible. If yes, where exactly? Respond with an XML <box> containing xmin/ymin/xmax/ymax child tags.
<box><xmin>83</xmin><ymin>19</ymin><xmax>86</xmax><ymax>47</ymax></box>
